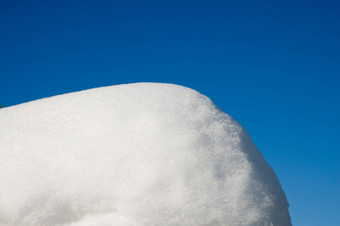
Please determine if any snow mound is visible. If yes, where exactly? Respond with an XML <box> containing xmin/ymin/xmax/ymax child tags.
<box><xmin>0</xmin><ymin>83</ymin><xmax>291</xmax><ymax>226</ymax></box>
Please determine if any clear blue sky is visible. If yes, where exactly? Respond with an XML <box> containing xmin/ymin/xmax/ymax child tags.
<box><xmin>1</xmin><ymin>0</ymin><xmax>339</xmax><ymax>225</ymax></box>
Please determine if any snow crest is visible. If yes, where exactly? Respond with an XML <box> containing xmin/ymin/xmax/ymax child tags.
<box><xmin>0</xmin><ymin>83</ymin><xmax>291</xmax><ymax>225</ymax></box>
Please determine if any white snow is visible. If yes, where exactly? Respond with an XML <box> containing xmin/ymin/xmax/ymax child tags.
<box><xmin>0</xmin><ymin>83</ymin><xmax>291</xmax><ymax>226</ymax></box>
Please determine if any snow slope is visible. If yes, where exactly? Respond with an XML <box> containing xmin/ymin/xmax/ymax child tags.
<box><xmin>0</xmin><ymin>83</ymin><xmax>291</xmax><ymax>226</ymax></box>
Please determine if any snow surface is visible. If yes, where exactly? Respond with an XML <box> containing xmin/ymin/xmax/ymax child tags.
<box><xmin>0</xmin><ymin>83</ymin><xmax>291</xmax><ymax>226</ymax></box>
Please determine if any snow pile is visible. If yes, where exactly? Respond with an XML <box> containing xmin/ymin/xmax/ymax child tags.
<box><xmin>0</xmin><ymin>83</ymin><xmax>291</xmax><ymax>226</ymax></box>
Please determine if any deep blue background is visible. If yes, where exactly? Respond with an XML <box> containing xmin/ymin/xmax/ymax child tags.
<box><xmin>1</xmin><ymin>0</ymin><xmax>339</xmax><ymax>225</ymax></box>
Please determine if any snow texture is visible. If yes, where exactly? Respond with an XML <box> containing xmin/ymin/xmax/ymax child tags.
<box><xmin>0</xmin><ymin>83</ymin><xmax>291</xmax><ymax>226</ymax></box>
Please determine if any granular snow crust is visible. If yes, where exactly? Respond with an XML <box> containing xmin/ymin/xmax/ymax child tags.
<box><xmin>0</xmin><ymin>83</ymin><xmax>291</xmax><ymax>226</ymax></box>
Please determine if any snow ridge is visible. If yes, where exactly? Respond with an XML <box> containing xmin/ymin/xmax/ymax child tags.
<box><xmin>0</xmin><ymin>83</ymin><xmax>291</xmax><ymax>225</ymax></box>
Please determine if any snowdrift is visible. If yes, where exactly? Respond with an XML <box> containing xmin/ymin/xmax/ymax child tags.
<box><xmin>0</xmin><ymin>83</ymin><xmax>291</xmax><ymax>225</ymax></box>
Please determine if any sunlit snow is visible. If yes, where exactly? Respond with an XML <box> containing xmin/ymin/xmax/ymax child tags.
<box><xmin>0</xmin><ymin>83</ymin><xmax>291</xmax><ymax>225</ymax></box>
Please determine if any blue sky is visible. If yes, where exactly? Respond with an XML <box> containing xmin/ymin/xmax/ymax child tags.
<box><xmin>1</xmin><ymin>0</ymin><xmax>339</xmax><ymax>225</ymax></box>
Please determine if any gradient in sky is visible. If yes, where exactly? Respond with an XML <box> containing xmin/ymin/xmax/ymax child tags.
<box><xmin>1</xmin><ymin>0</ymin><xmax>339</xmax><ymax>225</ymax></box>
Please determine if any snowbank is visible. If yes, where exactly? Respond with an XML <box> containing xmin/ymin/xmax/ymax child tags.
<box><xmin>0</xmin><ymin>83</ymin><xmax>291</xmax><ymax>225</ymax></box>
